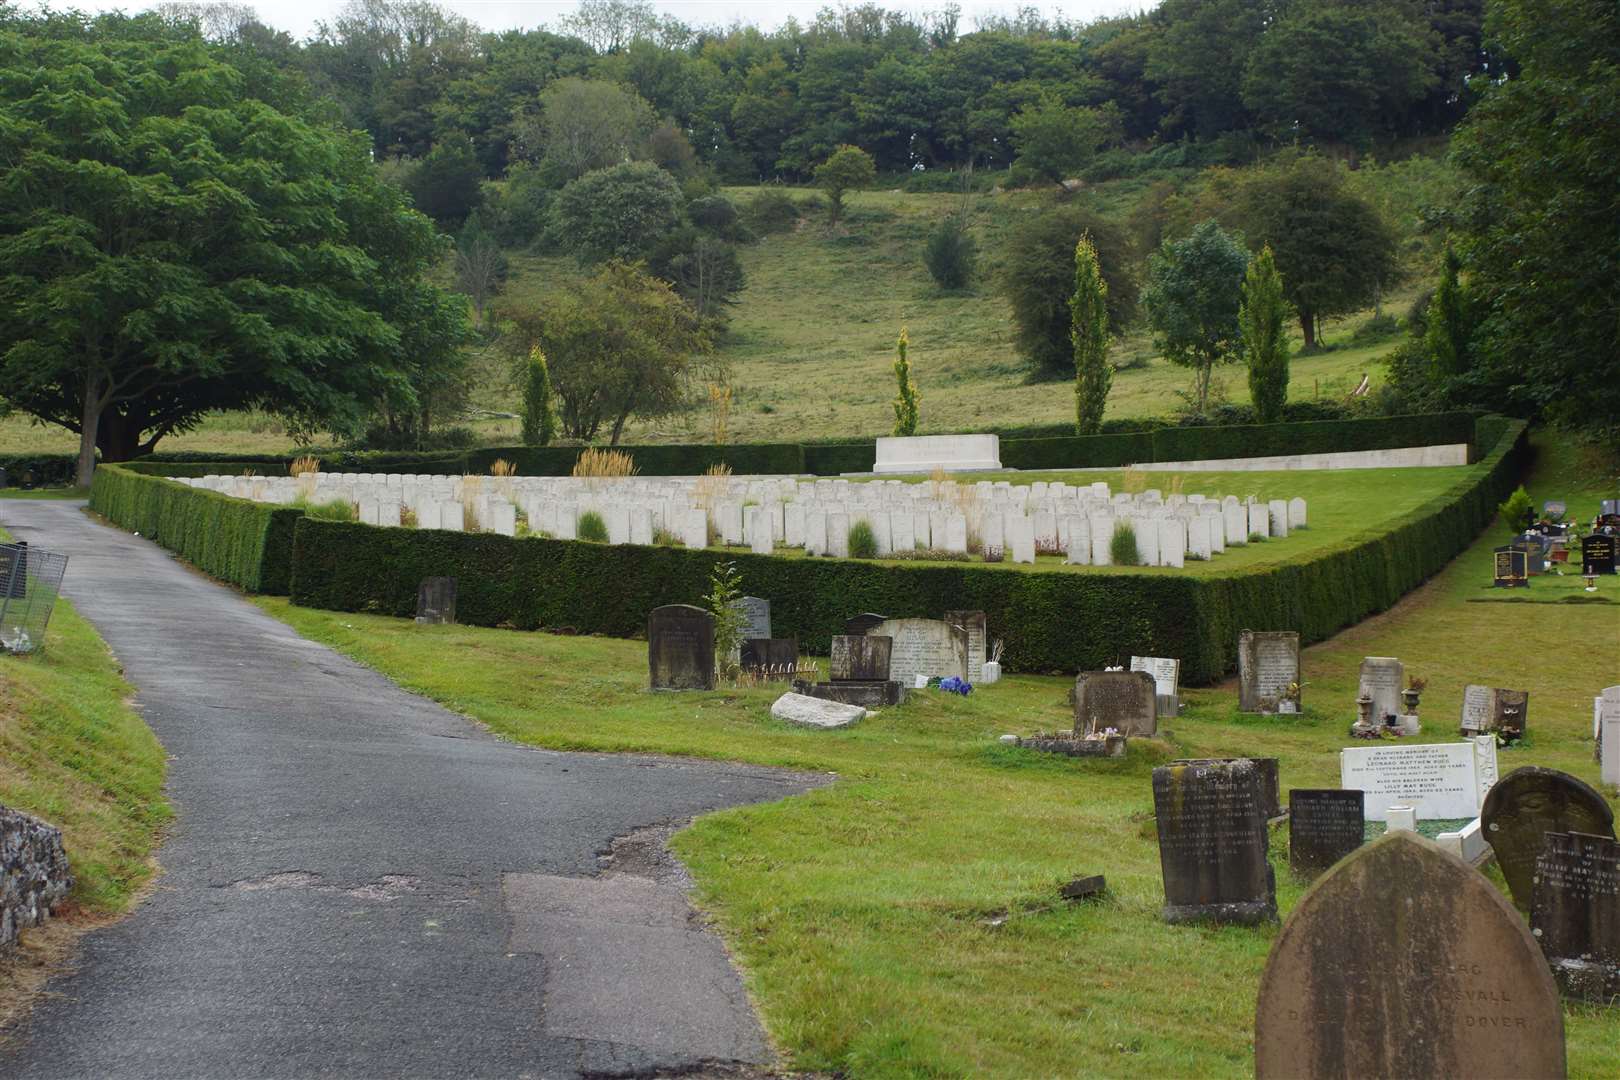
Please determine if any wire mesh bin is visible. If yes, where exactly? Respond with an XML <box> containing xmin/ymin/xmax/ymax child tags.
<box><xmin>0</xmin><ymin>541</ymin><xmax>69</xmax><ymax>655</ymax></box>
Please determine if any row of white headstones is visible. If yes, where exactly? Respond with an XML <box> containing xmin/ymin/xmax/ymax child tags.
<box><xmin>188</xmin><ymin>472</ymin><xmax>1307</xmax><ymax>568</ymax></box>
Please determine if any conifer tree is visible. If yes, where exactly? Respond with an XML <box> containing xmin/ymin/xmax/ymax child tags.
<box><xmin>892</xmin><ymin>327</ymin><xmax>920</xmax><ymax>436</ymax></box>
<box><xmin>1070</xmin><ymin>236</ymin><xmax>1112</xmax><ymax>435</ymax></box>
<box><xmin>521</xmin><ymin>345</ymin><xmax>558</xmax><ymax>446</ymax></box>
<box><xmin>1240</xmin><ymin>245</ymin><xmax>1291</xmax><ymax>424</ymax></box>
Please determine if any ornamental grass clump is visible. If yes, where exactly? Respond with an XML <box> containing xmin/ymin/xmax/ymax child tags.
<box><xmin>848</xmin><ymin>520</ymin><xmax>878</xmax><ymax>559</ymax></box>
<box><xmin>573</xmin><ymin>447</ymin><xmax>638</xmax><ymax>478</ymax></box>
<box><xmin>577</xmin><ymin>510</ymin><xmax>608</xmax><ymax>543</ymax></box>
<box><xmin>1110</xmin><ymin>520</ymin><xmax>1140</xmax><ymax>565</ymax></box>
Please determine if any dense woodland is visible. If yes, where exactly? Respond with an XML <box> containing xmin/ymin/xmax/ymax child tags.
<box><xmin>0</xmin><ymin>0</ymin><xmax>1614</xmax><ymax>483</ymax></box>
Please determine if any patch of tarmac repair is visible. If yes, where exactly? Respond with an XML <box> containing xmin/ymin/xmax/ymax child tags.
<box><xmin>219</xmin><ymin>872</ymin><xmax>422</xmax><ymax>901</ymax></box>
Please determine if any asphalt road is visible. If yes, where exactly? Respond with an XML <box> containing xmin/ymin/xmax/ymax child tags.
<box><xmin>0</xmin><ymin>500</ymin><xmax>820</xmax><ymax>1079</ymax></box>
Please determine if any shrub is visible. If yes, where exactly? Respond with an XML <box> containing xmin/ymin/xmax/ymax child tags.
<box><xmin>924</xmin><ymin>216</ymin><xmax>977</xmax><ymax>289</ymax></box>
<box><xmin>295</xmin><ymin>496</ymin><xmax>357</xmax><ymax>523</ymax></box>
<box><xmin>577</xmin><ymin>511</ymin><xmax>608</xmax><ymax>542</ymax></box>
<box><xmin>742</xmin><ymin>189</ymin><xmax>799</xmax><ymax>236</ymax></box>
<box><xmin>552</xmin><ymin>162</ymin><xmax>683</xmax><ymax>264</ymax></box>
<box><xmin>848</xmin><ymin>520</ymin><xmax>878</xmax><ymax>559</ymax></box>
<box><xmin>1110</xmin><ymin>521</ymin><xmax>1140</xmax><ymax>565</ymax></box>
<box><xmin>1497</xmin><ymin>485</ymin><xmax>1532</xmax><ymax>535</ymax></box>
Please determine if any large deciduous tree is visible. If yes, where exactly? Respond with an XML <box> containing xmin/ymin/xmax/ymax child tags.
<box><xmin>552</xmin><ymin>160</ymin><xmax>683</xmax><ymax>263</ymax></box>
<box><xmin>517</xmin><ymin>77</ymin><xmax>655</xmax><ymax>185</ymax></box>
<box><xmin>1009</xmin><ymin>94</ymin><xmax>1121</xmax><ymax>188</ymax></box>
<box><xmin>1143</xmin><ymin>220</ymin><xmax>1250</xmax><ymax>415</ymax></box>
<box><xmin>814</xmin><ymin>144</ymin><xmax>875</xmax><ymax>226</ymax></box>
<box><xmin>0</xmin><ymin>14</ymin><xmax>468</xmax><ymax>484</ymax></box>
<box><xmin>1450</xmin><ymin>0</ymin><xmax>1618</xmax><ymax>430</ymax></box>
<box><xmin>1000</xmin><ymin>206</ymin><xmax>1137</xmax><ymax>378</ymax></box>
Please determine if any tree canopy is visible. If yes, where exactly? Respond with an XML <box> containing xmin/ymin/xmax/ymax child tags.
<box><xmin>1142</xmin><ymin>220</ymin><xmax>1251</xmax><ymax>414</ymax></box>
<box><xmin>0</xmin><ymin>11</ymin><xmax>469</xmax><ymax>482</ymax></box>
<box><xmin>1000</xmin><ymin>206</ymin><xmax>1137</xmax><ymax>377</ymax></box>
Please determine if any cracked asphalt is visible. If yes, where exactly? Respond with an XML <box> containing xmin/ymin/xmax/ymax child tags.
<box><xmin>0</xmin><ymin>500</ymin><xmax>821</xmax><ymax>1079</ymax></box>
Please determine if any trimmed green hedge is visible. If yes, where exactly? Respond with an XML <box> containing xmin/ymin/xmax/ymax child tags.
<box><xmin>1002</xmin><ymin>432</ymin><xmax>1154</xmax><ymax>470</ymax></box>
<box><xmin>1148</xmin><ymin>412</ymin><xmax>1479</xmax><ymax>465</ymax></box>
<box><xmin>0</xmin><ymin>454</ymin><xmax>80</xmax><ymax>487</ymax></box>
<box><xmin>288</xmin><ymin>420</ymin><xmax>1527</xmax><ymax>685</ymax></box>
<box><xmin>89</xmin><ymin>466</ymin><xmax>302</xmax><ymax>593</ymax></box>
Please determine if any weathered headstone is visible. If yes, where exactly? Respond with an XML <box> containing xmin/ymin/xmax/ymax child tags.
<box><xmin>870</xmin><ymin>618</ymin><xmax>968</xmax><ymax>685</ymax></box>
<box><xmin>829</xmin><ymin>634</ymin><xmax>892</xmax><ymax>682</ymax></box>
<box><xmin>1480</xmin><ymin>766</ymin><xmax>1616</xmax><ymax>910</ymax></box>
<box><xmin>1357</xmin><ymin>656</ymin><xmax>1404</xmax><ymax>724</ymax></box>
<box><xmin>734</xmin><ymin>596</ymin><xmax>772</xmax><ymax>641</ymax></box>
<box><xmin>1339</xmin><ymin>740</ymin><xmax>1494</xmax><ymax>821</ymax></box>
<box><xmin>1288</xmin><ymin>789</ymin><xmax>1365</xmax><ymax>879</ymax></box>
<box><xmin>1254</xmin><ymin>832</ymin><xmax>1566</xmax><ymax>1079</ymax></box>
<box><xmin>1603</xmin><ymin>686</ymin><xmax>1620</xmax><ymax>785</ymax></box>
<box><xmin>1461</xmin><ymin>685</ymin><xmax>1531</xmax><ymax>740</ymax></box>
<box><xmin>1173</xmin><ymin>757</ymin><xmax>1281</xmax><ymax>820</ymax></box>
<box><xmin>1129</xmin><ymin>655</ymin><xmax>1181</xmax><ymax>718</ymax></box>
<box><xmin>843</xmin><ymin>612</ymin><xmax>888</xmax><ymax>636</ymax></box>
<box><xmin>1530</xmin><ymin>831</ymin><xmax>1620</xmax><ymax>1001</ymax></box>
<box><xmin>415</xmin><ymin>577</ymin><xmax>456</xmax><ymax>625</ymax></box>
<box><xmin>740</xmin><ymin>638</ymin><xmax>798</xmax><ymax>681</ymax></box>
<box><xmin>1151</xmin><ymin>759</ymin><xmax>1276</xmax><ymax>925</ymax></box>
<box><xmin>1237</xmin><ymin>630</ymin><xmax>1300</xmax><ymax>712</ymax></box>
<box><xmin>1074</xmin><ymin>670</ymin><xmax>1157</xmax><ymax>737</ymax></box>
<box><xmin>647</xmin><ymin>604</ymin><xmax>715</xmax><ymax>691</ymax></box>
<box><xmin>944</xmin><ymin>610</ymin><xmax>988</xmax><ymax>683</ymax></box>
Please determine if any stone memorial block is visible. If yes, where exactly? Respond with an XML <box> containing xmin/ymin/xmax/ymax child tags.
<box><xmin>843</xmin><ymin>613</ymin><xmax>888</xmax><ymax>636</ymax></box>
<box><xmin>1089</xmin><ymin>516</ymin><xmax>1114</xmax><ymax>565</ymax></box>
<box><xmin>1005</xmin><ymin>515</ymin><xmax>1036</xmax><ymax>564</ymax></box>
<box><xmin>783</xmin><ymin>504</ymin><xmax>806</xmax><ymax>548</ymax></box>
<box><xmin>1073</xmin><ymin>670</ymin><xmax>1157</xmax><ymax>737</ymax></box>
<box><xmin>1288</xmin><ymin>789</ymin><xmax>1365</xmax><ymax>879</ymax></box>
<box><xmin>740</xmin><ymin>638</ymin><xmax>799</xmax><ymax>681</ymax></box>
<box><xmin>680</xmin><ymin>508</ymin><xmax>708</xmax><ymax>550</ymax></box>
<box><xmin>1133</xmin><ymin>518</ymin><xmax>1160</xmax><ymax>565</ymax></box>
<box><xmin>978</xmin><ymin>512</ymin><xmax>1003</xmax><ymax>557</ymax></box>
<box><xmin>1254</xmin><ymin>831</ymin><xmax>1566</xmax><ymax>1080</ymax></box>
<box><xmin>1480</xmin><ymin>766</ymin><xmax>1615</xmax><ymax>910</ymax></box>
<box><xmin>1129</xmin><ymin>655</ymin><xmax>1181</xmax><ymax>718</ymax></box>
<box><xmin>1237</xmin><ymin>630</ymin><xmax>1300</xmax><ymax>712</ymax></box>
<box><xmin>826</xmin><ymin>513</ymin><xmax>850</xmax><ymax>557</ymax></box>
<box><xmin>871</xmin><ymin>618</ymin><xmax>968</xmax><ymax>684</ymax></box>
<box><xmin>647</xmin><ymin>604</ymin><xmax>715</xmax><ymax>691</ymax></box>
<box><xmin>1357</xmin><ymin>656</ymin><xmax>1405</xmax><ymax>724</ymax></box>
<box><xmin>746</xmin><ymin>507</ymin><xmax>772</xmax><ymax>554</ymax></box>
<box><xmin>829</xmin><ymin>634</ymin><xmax>892</xmax><ymax>682</ymax></box>
<box><xmin>944</xmin><ymin>610</ymin><xmax>988</xmax><ymax>684</ymax></box>
<box><xmin>1288</xmin><ymin>497</ymin><xmax>1307</xmax><ymax>530</ymax></box>
<box><xmin>377</xmin><ymin>500</ymin><xmax>401</xmax><ymax>528</ymax></box>
<box><xmin>1268</xmin><ymin>499</ymin><xmax>1289</xmax><ymax>539</ymax></box>
<box><xmin>1158</xmin><ymin>518</ymin><xmax>1186</xmax><ymax>568</ymax></box>
<box><xmin>734</xmin><ymin>596</ymin><xmax>772</xmax><ymax>641</ymax></box>
<box><xmin>439</xmin><ymin>501</ymin><xmax>465</xmax><ymax>532</ymax></box>
<box><xmin>1224</xmin><ymin>502</ymin><xmax>1247</xmax><ymax>546</ymax></box>
<box><xmin>1460</xmin><ymin>685</ymin><xmax>1530</xmax><ymax>740</ymax></box>
<box><xmin>890</xmin><ymin>511</ymin><xmax>916</xmax><ymax>552</ymax></box>
<box><xmin>1494</xmin><ymin>544</ymin><xmax>1529</xmax><ymax>587</ymax></box>
<box><xmin>1187</xmin><ymin>516</ymin><xmax>1213</xmax><ymax>560</ymax></box>
<box><xmin>1530</xmin><ymin>831</ymin><xmax>1620</xmax><ymax>1001</ymax></box>
<box><xmin>1603</xmin><ymin>686</ymin><xmax>1620</xmax><ymax>785</ymax></box>
<box><xmin>1582</xmin><ymin>533</ymin><xmax>1616</xmax><ymax>575</ymax></box>
<box><xmin>415</xmin><ymin>577</ymin><xmax>457</xmax><ymax>625</ymax></box>
<box><xmin>1339</xmin><ymin>741</ymin><xmax>1486</xmax><ymax>821</ymax></box>
<box><xmin>1247</xmin><ymin>502</ymin><xmax>1269</xmax><ymax>539</ymax></box>
<box><xmin>803</xmin><ymin>510</ymin><xmax>827</xmax><ymax>556</ymax></box>
<box><xmin>1151</xmin><ymin>759</ymin><xmax>1276</xmax><ymax>925</ymax></box>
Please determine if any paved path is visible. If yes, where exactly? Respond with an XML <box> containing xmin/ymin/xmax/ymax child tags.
<box><xmin>0</xmin><ymin>500</ymin><xmax>818</xmax><ymax>1079</ymax></box>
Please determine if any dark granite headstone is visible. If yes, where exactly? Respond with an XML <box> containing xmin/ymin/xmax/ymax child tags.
<box><xmin>830</xmin><ymin>634</ymin><xmax>892</xmax><ymax>682</ymax></box>
<box><xmin>1480</xmin><ymin>766</ymin><xmax>1616</xmax><ymax>910</ymax></box>
<box><xmin>843</xmin><ymin>612</ymin><xmax>888</xmax><ymax>636</ymax></box>
<box><xmin>793</xmin><ymin>678</ymin><xmax>904</xmax><ymax>707</ymax></box>
<box><xmin>1582</xmin><ymin>533</ymin><xmax>1616</xmax><ymax>575</ymax></box>
<box><xmin>415</xmin><ymin>576</ymin><xmax>456</xmax><ymax>625</ymax></box>
<box><xmin>1493</xmin><ymin>545</ymin><xmax>1529</xmax><ymax>587</ymax></box>
<box><xmin>1151</xmin><ymin>759</ymin><xmax>1276</xmax><ymax>925</ymax></box>
<box><xmin>740</xmin><ymin>638</ymin><xmax>798</xmax><ymax>680</ymax></box>
<box><xmin>1460</xmin><ymin>685</ymin><xmax>1530</xmax><ymax>741</ymax></box>
<box><xmin>1255</xmin><ymin>832</ymin><xmax>1566</xmax><ymax>1079</ymax></box>
<box><xmin>1288</xmin><ymin>789</ymin><xmax>1365</xmax><ymax>879</ymax></box>
<box><xmin>1530</xmin><ymin>831</ymin><xmax>1620</xmax><ymax>1001</ymax></box>
<box><xmin>1074</xmin><ymin>670</ymin><xmax>1157</xmax><ymax>737</ymax></box>
<box><xmin>647</xmin><ymin>604</ymin><xmax>715</xmax><ymax>691</ymax></box>
<box><xmin>1237</xmin><ymin>630</ymin><xmax>1300</xmax><ymax>712</ymax></box>
<box><xmin>734</xmin><ymin>596</ymin><xmax>772</xmax><ymax>640</ymax></box>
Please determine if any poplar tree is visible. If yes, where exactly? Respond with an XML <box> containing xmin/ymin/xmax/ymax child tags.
<box><xmin>892</xmin><ymin>327</ymin><xmax>920</xmax><ymax>436</ymax></box>
<box><xmin>520</xmin><ymin>345</ymin><xmax>557</xmax><ymax>446</ymax></box>
<box><xmin>1240</xmin><ymin>246</ymin><xmax>1291</xmax><ymax>424</ymax></box>
<box><xmin>1070</xmin><ymin>236</ymin><xmax>1112</xmax><ymax>435</ymax></box>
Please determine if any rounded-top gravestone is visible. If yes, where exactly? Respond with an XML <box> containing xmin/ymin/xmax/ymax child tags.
<box><xmin>1255</xmin><ymin>831</ymin><xmax>1566</xmax><ymax>1080</ymax></box>
<box><xmin>1480</xmin><ymin>766</ymin><xmax>1615</xmax><ymax>910</ymax></box>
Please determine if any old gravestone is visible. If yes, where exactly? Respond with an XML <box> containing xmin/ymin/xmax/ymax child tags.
<box><xmin>415</xmin><ymin>577</ymin><xmax>457</xmax><ymax>625</ymax></box>
<box><xmin>1480</xmin><ymin>766</ymin><xmax>1616</xmax><ymax>910</ymax></box>
<box><xmin>734</xmin><ymin>596</ymin><xmax>772</xmax><ymax>641</ymax></box>
<box><xmin>843</xmin><ymin>612</ymin><xmax>888</xmax><ymax>636</ymax></box>
<box><xmin>1288</xmin><ymin>789</ymin><xmax>1365</xmax><ymax>879</ymax></box>
<box><xmin>1357</xmin><ymin>656</ymin><xmax>1404</xmax><ymax>724</ymax></box>
<box><xmin>1461</xmin><ymin>685</ymin><xmax>1530</xmax><ymax>741</ymax></box>
<box><xmin>1172</xmin><ymin>758</ymin><xmax>1281</xmax><ymax>820</ymax></box>
<box><xmin>647</xmin><ymin>604</ymin><xmax>715</xmax><ymax>692</ymax></box>
<box><xmin>1074</xmin><ymin>670</ymin><xmax>1157</xmax><ymax>738</ymax></box>
<box><xmin>740</xmin><ymin>638</ymin><xmax>799</xmax><ymax>681</ymax></box>
<box><xmin>1531</xmin><ymin>831</ymin><xmax>1620</xmax><ymax>1002</ymax></box>
<box><xmin>1254</xmin><ymin>832</ymin><xmax>1566</xmax><ymax>1080</ymax></box>
<box><xmin>1130</xmin><ymin>655</ymin><xmax>1181</xmax><ymax>718</ymax></box>
<box><xmin>944</xmin><ymin>609</ymin><xmax>988</xmax><ymax>683</ymax></box>
<box><xmin>830</xmin><ymin>634</ymin><xmax>892</xmax><ymax>682</ymax></box>
<box><xmin>870</xmin><ymin>618</ymin><xmax>968</xmax><ymax>685</ymax></box>
<box><xmin>1237</xmin><ymin>630</ymin><xmax>1301</xmax><ymax>712</ymax></box>
<box><xmin>1151</xmin><ymin>759</ymin><xmax>1276</xmax><ymax>925</ymax></box>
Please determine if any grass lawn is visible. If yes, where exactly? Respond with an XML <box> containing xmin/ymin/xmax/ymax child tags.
<box><xmin>258</xmin><ymin>433</ymin><xmax>1619</xmax><ymax>1078</ymax></box>
<box><xmin>0</xmin><ymin>528</ymin><xmax>170</xmax><ymax>914</ymax></box>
